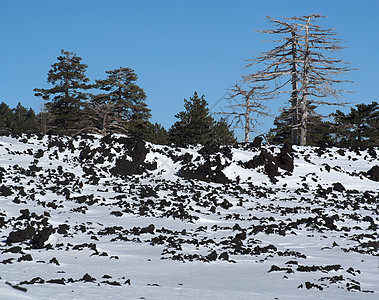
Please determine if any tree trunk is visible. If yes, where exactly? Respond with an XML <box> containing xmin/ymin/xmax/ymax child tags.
<box><xmin>245</xmin><ymin>97</ymin><xmax>251</xmax><ymax>143</ymax></box>
<box><xmin>41</xmin><ymin>103</ymin><xmax>47</xmax><ymax>135</ymax></box>
<box><xmin>291</xmin><ymin>28</ymin><xmax>299</xmax><ymax>145</ymax></box>
<box><xmin>299</xmin><ymin>17</ymin><xmax>310</xmax><ymax>146</ymax></box>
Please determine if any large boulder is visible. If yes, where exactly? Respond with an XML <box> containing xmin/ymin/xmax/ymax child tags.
<box><xmin>366</xmin><ymin>165</ymin><xmax>379</xmax><ymax>182</ymax></box>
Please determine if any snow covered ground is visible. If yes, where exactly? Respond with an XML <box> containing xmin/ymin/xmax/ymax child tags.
<box><xmin>0</xmin><ymin>134</ymin><xmax>378</xmax><ymax>299</ymax></box>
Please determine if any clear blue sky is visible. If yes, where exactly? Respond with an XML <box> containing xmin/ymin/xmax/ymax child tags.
<box><xmin>1</xmin><ymin>0</ymin><xmax>378</xmax><ymax>140</ymax></box>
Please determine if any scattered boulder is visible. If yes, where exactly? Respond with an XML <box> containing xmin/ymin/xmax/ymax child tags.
<box><xmin>0</xmin><ymin>185</ymin><xmax>13</xmax><ymax>197</ymax></box>
<box><xmin>7</xmin><ymin>226</ymin><xmax>36</xmax><ymax>244</ymax></box>
<box><xmin>333</xmin><ymin>182</ymin><xmax>346</xmax><ymax>192</ymax></box>
<box><xmin>366</xmin><ymin>165</ymin><xmax>379</xmax><ymax>182</ymax></box>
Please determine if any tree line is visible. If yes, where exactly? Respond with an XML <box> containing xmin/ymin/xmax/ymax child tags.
<box><xmin>1</xmin><ymin>14</ymin><xmax>378</xmax><ymax>148</ymax></box>
<box><xmin>1</xmin><ymin>50</ymin><xmax>235</xmax><ymax>145</ymax></box>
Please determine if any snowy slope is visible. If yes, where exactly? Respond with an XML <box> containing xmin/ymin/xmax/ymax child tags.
<box><xmin>0</xmin><ymin>134</ymin><xmax>378</xmax><ymax>299</ymax></box>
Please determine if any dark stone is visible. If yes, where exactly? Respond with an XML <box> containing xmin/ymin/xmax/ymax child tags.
<box><xmin>49</xmin><ymin>257</ymin><xmax>60</xmax><ymax>265</ymax></box>
<box><xmin>199</xmin><ymin>143</ymin><xmax>233</xmax><ymax>160</ymax></box>
<box><xmin>81</xmin><ymin>273</ymin><xmax>96</xmax><ymax>282</ymax></box>
<box><xmin>207</xmin><ymin>250</ymin><xmax>218</xmax><ymax>261</ymax></box>
<box><xmin>7</xmin><ymin>226</ymin><xmax>36</xmax><ymax>244</ymax></box>
<box><xmin>366</xmin><ymin>165</ymin><xmax>379</xmax><ymax>182</ymax></box>
<box><xmin>180</xmin><ymin>161</ymin><xmax>229</xmax><ymax>184</ymax></box>
<box><xmin>46</xmin><ymin>278</ymin><xmax>65</xmax><ymax>285</ymax></box>
<box><xmin>57</xmin><ymin>224</ymin><xmax>70</xmax><ymax>234</ymax></box>
<box><xmin>139</xmin><ymin>186</ymin><xmax>158</xmax><ymax>198</ymax></box>
<box><xmin>18</xmin><ymin>254</ymin><xmax>33</xmax><ymax>262</ymax></box>
<box><xmin>218</xmin><ymin>252</ymin><xmax>229</xmax><ymax>260</ymax></box>
<box><xmin>277</xmin><ymin>141</ymin><xmax>294</xmax><ymax>173</ymax></box>
<box><xmin>111</xmin><ymin>138</ymin><xmax>148</xmax><ymax>176</ymax></box>
<box><xmin>333</xmin><ymin>182</ymin><xmax>345</xmax><ymax>192</ymax></box>
<box><xmin>141</xmin><ymin>224</ymin><xmax>155</xmax><ymax>234</ymax></box>
<box><xmin>0</xmin><ymin>185</ymin><xmax>13</xmax><ymax>197</ymax></box>
<box><xmin>5</xmin><ymin>246</ymin><xmax>22</xmax><ymax>254</ymax></box>
<box><xmin>34</xmin><ymin>149</ymin><xmax>44</xmax><ymax>159</ymax></box>
<box><xmin>5</xmin><ymin>282</ymin><xmax>27</xmax><ymax>292</ymax></box>
<box><xmin>32</xmin><ymin>226</ymin><xmax>53</xmax><ymax>249</ymax></box>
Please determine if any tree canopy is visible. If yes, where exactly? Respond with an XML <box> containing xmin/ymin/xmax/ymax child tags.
<box><xmin>34</xmin><ymin>50</ymin><xmax>91</xmax><ymax>135</ymax></box>
<box><xmin>168</xmin><ymin>92</ymin><xmax>236</xmax><ymax>146</ymax></box>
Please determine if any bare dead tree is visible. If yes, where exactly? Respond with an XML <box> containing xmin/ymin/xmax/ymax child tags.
<box><xmin>292</xmin><ymin>14</ymin><xmax>354</xmax><ymax>145</ymax></box>
<box><xmin>83</xmin><ymin>100</ymin><xmax>128</xmax><ymax>136</ymax></box>
<box><xmin>218</xmin><ymin>83</ymin><xmax>270</xmax><ymax>143</ymax></box>
<box><xmin>244</xmin><ymin>16</ymin><xmax>301</xmax><ymax>144</ymax></box>
<box><xmin>244</xmin><ymin>14</ymin><xmax>354</xmax><ymax>146</ymax></box>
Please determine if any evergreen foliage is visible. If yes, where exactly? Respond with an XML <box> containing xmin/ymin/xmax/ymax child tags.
<box><xmin>212</xmin><ymin>118</ymin><xmax>237</xmax><ymax>145</ymax></box>
<box><xmin>34</xmin><ymin>50</ymin><xmax>91</xmax><ymax>135</ymax></box>
<box><xmin>168</xmin><ymin>92</ymin><xmax>235</xmax><ymax>146</ymax></box>
<box><xmin>267</xmin><ymin>106</ymin><xmax>333</xmax><ymax>146</ymax></box>
<box><xmin>91</xmin><ymin>67</ymin><xmax>151</xmax><ymax>137</ymax></box>
<box><xmin>333</xmin><ymin>102</ymin><xmax>379</xmax><ymax>147</ymax></box>
<box><xmin>0</xmin><ymin>102</ymin><xmax>38</xmax><ymax>135</ymax></box>
<box><xmin>143</xmin><ymin>122</ymin><xmax>169</xmax><ymax>145</ymax></box>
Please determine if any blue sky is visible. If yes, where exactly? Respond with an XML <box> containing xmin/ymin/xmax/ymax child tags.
<box><xmin>1</xmin><ymin>0</ymin><xmax>378</xmax><ymax>140</ymax></box>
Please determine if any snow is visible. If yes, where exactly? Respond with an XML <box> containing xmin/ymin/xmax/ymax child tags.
<box><xmin>0</xmin><ymin>135</ymin><xmax>378</xmax><ymax>299</ymax></box>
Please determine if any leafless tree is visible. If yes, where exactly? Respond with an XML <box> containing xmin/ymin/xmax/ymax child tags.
<box><xmin>244</xmin><ymin>14</ymin><xmax>354</xmax><ymax>145</ymax></box>
<box><xmin>218</xmin><ymin>83</ymin><xmax>270</xmax><ymax>143</ymax></box>
<box><xmin>83</xmin><ymin>100</ymin><xmax>128</xmax><ymax>136</ymax></box>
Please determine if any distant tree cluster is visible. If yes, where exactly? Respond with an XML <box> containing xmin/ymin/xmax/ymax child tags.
<box><xmin>0</xmin><ymin>102</ymin><xmax>38</xmax><ymax>136</ymax></box>
<box><xmin>268</xmin><ymin>101</ymin><xmax>379</xmax><ymax>148</ymax></box>
<box><xmin>32</xmin><ymin>50</ymin><xmax>236</xmax><ymax>145</ymax></box>
<box><xmin>34</xmin><ymin>50</ymin><xmax>151</xmax><ymax>138</ymax></box>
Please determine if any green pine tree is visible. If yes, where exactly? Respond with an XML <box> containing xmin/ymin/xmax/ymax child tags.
<box><xmin>169</xmin><ymin>92</ymin><xmax>227</xmax><ymax>146</ymax></box>
<box><xmin>212</xmin><ymin>118</ymin><xmax>236</xmax><ymax>145</ymax></box>
<box><xmin>34</xmin><ymin>50</ymin><xmax>91</xmax><ymax>135</ymax></box>
<box><xmin>143</xmin><ymin>122</ymin><xmax>169</xmax><ymax>145</ymax></box>
<box><xmin>267</xmin><ymin>106</ymin><xmax>333</xmax><ymax>146</ymax></box>
<box><xmin>333</xmin><ymin>101</ymin><xmax>379</xmax><ymax>147</ymax></box>
<box><xmin>10</xmin><ymin>103</ymin><xmax>39</xmax><ymax>135</ymax></box>
<box><xmin>0</xmin><ymin>102</ymin><xmax>13</xmax><ymax>135</ymax></box>
<box><xmin>91</xmin><ymin>67</ymin><xmax>151</xmax><ymax>137</ymax></box>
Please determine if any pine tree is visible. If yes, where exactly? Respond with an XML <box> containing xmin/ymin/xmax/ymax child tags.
<box><xmin>11</xmin><ymin>103</ymin><xmax>39</xmax><ymax>135</ymax></box>
<box><xmin>333</xmin><ymin>102</ymin><xmax>379</xmax><ymax>147</ymax></box>
<box><xmin>168</xmin><ymin>92</ymin><xmax>214</xmax><ymax>146</ymax></box>
<box><xmin>0</xmin><ymin>102</ymin><xmax>39</xmax><ymax>135</ymax></box>
<box><xmin>143</xmin><ymin>122</ymin><xmax>169</xmax><ymax>145</ymax></box>
<box><xmin>34</xmin><ymin>50</ymin><xmax>90</xmax><ymax>135</ymax></box>
<box><xmin>91</xmin><ymin>67</ymin><xmax>150</xmax><ymax>137</ymax></box>
<box><xmin>212</xmin><ymin>118</ymin><xmax>236</xmax><ymax>145</ymax></box>
<box><xmin>267</xmin><ymin>105</ymin><xmax>333</xmax><ymax>146</ymax></box>
<box><xmin>0</xmin><ymin>102</ymin><xmax>12</xmax><ymax>135</ymax></box>
<box><xmin>168</xmin><ymin>92</ymin><xmax>235</xmax><ymax>146</ymax></box>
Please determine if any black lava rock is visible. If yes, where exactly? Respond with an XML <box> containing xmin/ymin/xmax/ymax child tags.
<box><xmin>366</xmin><ymin>165</ymin><xmax>379</xmax><ymax>182</ymax></box>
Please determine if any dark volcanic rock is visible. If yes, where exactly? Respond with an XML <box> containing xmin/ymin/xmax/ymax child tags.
<box><xmin>276</xmin><ymin>141</ymin><xmax>294</xmax><ymax>173</ymax></box>
<box><xmin>81</xmin><ymin>273</ymin><xmax>96</xmax><ymax>282</ymax></box>
<box><xmin>0</xmin><ymin>185</ymin><xmax>13</xmax><ymax>197</ymax></box>
<box><xmin>199</xmin><ymin>143</ymin><xmax>233</xmax><ymax>160</ymax></box>
<box><xmin>111</xmin><ymin>138</ymin><xmax>148</xmax><ymax>176</ymax></box>
<box><xmin>180</xmin><ymin>160</ymin><xmax>229</xmax><ymax>184</ymax></box>
<box><xmin>333</xmin><ymin>182</ymin><xmax>346</xmax><ymax>192</ymax></box>
<box><xmin>366</xmin><ymin>165</ymin><xmax>379</xmax><ymax>182</ymax></box>
<box><xmin>7</xmin><ymin>226</ymin><xmax>36</xmax><ymax>244</ymax></box>
<box><xmin>32</xmin><ymin>226</ymin><xmax>54</xmax><ymax>249</ymax></box>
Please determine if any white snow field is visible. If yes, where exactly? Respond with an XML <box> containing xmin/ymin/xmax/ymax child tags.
<box><xmin>0</xmin><ymin>134</ymin><xmax>378</xmax><ymax>299</ymax></box>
